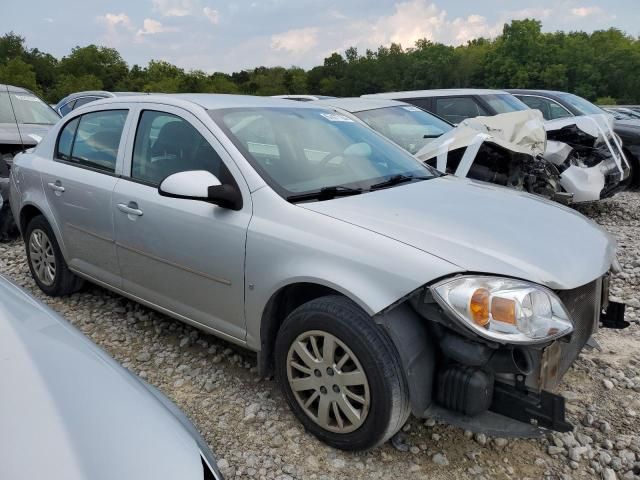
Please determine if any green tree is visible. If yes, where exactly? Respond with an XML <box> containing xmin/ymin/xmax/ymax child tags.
<box><xmin>0</xmin><ymin>32</ymin><xmax>26</xmax><ymax>64</ymax></box>
<box><xmin>58</xmin><ymin>45</ymin><xmax>128</xmax><ymax>91</ymax></box>
<box><xmin>52</xmin><ymin>73</ymin><xmax>103</xmax><ymax>100</ymax></box>
<box><xmin>0</xmin><ymin>57</ymin><xmax>39</xmax><ymax>92</ymax></box>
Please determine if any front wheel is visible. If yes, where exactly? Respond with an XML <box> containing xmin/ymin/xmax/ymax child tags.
<box><xmin>624</xmin><ymin>148</ymin><xmax>640</xmax><ymax>190</ymax></box>
<box><xmin>274</xmin><ymin>295</ymin><xmax>410</xmax><ymax>450</ymax></box>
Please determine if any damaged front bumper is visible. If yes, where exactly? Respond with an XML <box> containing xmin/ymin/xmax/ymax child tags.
<box><xmin>545</xmin><ymin>115</ymin><xmax>630</xmax><ymax>202</ymax></box>
<box><xmin>380</xmin><ymin>274</ymin><xmax>628</xmax><ymax>438</ymax></box>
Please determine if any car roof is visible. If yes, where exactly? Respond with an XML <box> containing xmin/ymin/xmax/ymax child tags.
<box><xmin>363</xmin><ymin>88</ymin><xmax>510</xmax><ymax>99</ymax></box>
<box><xmin>0</xmin><ymin>83</ymin><xmax>35</xmax><ymax>94</ymax></box>
<box><xmin>507</xmin><ymin>89</ymin><xmax>567</xmax><ymax>97</ymax></box>
<box><xmin>87</xmin><ymin>93</ymin><xmax>330</xmax><ymax>111</ymax></box>
<box><xmin>55</xmin><ymin>91</ymin><xmax>149</xmax><ymax>106</ymax></box>
<box><xmin>312</xmin><ymin>97</ymin><xmax>409</xmax><ymax>113</ymax></box>
<box><xmin>272</xmin><ymin>94</ymin><xmax>335</xmax><ymax>100</ymax></box>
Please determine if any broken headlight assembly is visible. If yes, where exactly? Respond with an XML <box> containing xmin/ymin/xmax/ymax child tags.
<box><xmin>431</xmin><ymin>276</ymin><xmax>573</xmax><ymax>345</ymax></box>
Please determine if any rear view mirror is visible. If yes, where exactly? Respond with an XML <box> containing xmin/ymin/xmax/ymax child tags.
<box><xmin>158</xmin><ymin>170</ymin><xmax>242</xmax><ymax>210</ymax></box>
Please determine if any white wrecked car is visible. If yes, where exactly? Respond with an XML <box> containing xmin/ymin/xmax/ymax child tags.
<box><xmin>416</xmin><ymin>110</ymin><xmax>630</xmax><ymax>203</ymax></box>
<box><xmin>359</xmin><ymin>90</ymin><xmax>630</xmax><ymax>203</ymax></box>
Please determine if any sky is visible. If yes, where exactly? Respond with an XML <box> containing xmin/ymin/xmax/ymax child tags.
<box><xmin>2</xmin><ymin>0</ymin><xmax>639</xmax><ymax>73</ymax></box>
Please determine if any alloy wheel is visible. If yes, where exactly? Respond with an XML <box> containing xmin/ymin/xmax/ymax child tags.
<box><xmin>29</xmin><ymin>228</ymin><xmax>56</xmax><ymax>286</ymax></box>
<box><xmin>286</xmin><ymin>330</ymin><xmax>370</xmax><ymax>433</ymax></box>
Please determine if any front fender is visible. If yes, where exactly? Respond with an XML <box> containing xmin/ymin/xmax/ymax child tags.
<box><xmin>243</xmin><ymin>188</ymin><xmax>461</xmax><ymax>350</ymax></box>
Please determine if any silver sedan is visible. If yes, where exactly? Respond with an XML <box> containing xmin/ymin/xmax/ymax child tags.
<box><xmin>9</xmin><ymin>94</ymin><xmax>624</xmax><ymax>450</ymax></box>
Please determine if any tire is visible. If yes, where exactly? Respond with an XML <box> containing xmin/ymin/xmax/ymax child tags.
<box><xmin>24</xmin><ymin>215</ymin><xmax>84</xmax><ymax>296</ymax></box>
<box><xmin>0</xmin><ymin>200</ymin><xmax>18</xmax><ymax>242</ymax></box>
<box><xmin>624</xmin><ymin>148</ymin><xmax>640</xmax><ymax>190</ymax></box>
<box><xmin>274</xmin><ymin>295</ymin><xmax>410</xmax><ymax>450</ymax></box>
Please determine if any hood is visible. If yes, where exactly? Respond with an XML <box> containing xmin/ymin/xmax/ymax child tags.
<box><xmin>302</xmin><ymin>176</ymin><xmax>615</xmax><ymax>290</ymax></box>
<box><xmin>416</xmin><ymin>110</ymin><xmax>547</xmax><ymax>161</ymax></box>
<box><xmin>0</xmin><ymin>277</ymin><xmax>208</xmax><ymax>480</ymax></box>
<box><xmin>615</xmin><ymin>119</ymin><xmax>640</xmax><ymax>134</ymax></box>
<box><xmin>0</xmin><ymin>123</ymin><xmax>53</xmax><ymax>146</ymax></box>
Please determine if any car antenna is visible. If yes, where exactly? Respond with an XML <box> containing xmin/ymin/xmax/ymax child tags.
<box><xmin>5</xmin><ymin>83</ymin><xmax>27</xmax><ymax>153</ymax></box>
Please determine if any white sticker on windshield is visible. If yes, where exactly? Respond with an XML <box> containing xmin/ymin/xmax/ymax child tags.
<box><xmin>402</xmin><ymin>106</ymin><xmax>421</xmax><ymax>112</ymax></box>
<box><xmin>13</xmin><ymin>95</ymin><xmax>39</xmax><ymax>102</ymax></box>
<box><xmin>320</xmin><ymin>113</ymin><xmax>354</xmax><ymax>122</ymax></box>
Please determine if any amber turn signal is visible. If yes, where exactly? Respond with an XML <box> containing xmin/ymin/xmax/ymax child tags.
<box><xmin>470</xmin><ymin>288</ymin><xmax>490</xmax><ymax>327</ymax></box>
<box><xmin>491</xmin><ymin>296</ymin><xmax>517</xmax><ymax>324</ymax></box>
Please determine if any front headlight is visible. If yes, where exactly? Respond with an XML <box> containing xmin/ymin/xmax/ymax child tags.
<box><xmin>431</xmin><ymin>276</ymin><xmax>573</xmax><ymax>344</ymax></box>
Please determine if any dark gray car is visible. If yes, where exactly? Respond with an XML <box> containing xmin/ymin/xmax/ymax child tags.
<box><xmin>1</xmin><ymin>84</ymin><xmax>60</xmax><ymax>240</ymax></box>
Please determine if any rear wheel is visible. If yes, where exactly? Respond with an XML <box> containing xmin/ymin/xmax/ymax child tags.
<box><xmin>274</xmin><ymin>295</ymin><xmax>410</xmax><ymax>450</ymax></box>
<box><xmin>25</xmin><ymin>215</ymin><xmax>83</xmax><ymax>296</ymax></box>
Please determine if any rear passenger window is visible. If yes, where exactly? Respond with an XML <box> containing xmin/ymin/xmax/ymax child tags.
<box><xmin>132</xmin><ymin>110</ymin><xmax>224</xmax><ymax>186</ymax></box>
<box><xmin>56</xmin><ymin>117</ymin><xmax>79</xmax><ymax>161</ymax></box>
<box><xmin>73</xmin><ymin>96</ymin><xmax>101</xmax><ymax>109</ymax></box>
<box><xmin>59</xmin><ymin>100</ymin><xmax>76</xmax><ymax>116</ymax></box>
<box><xmin>55</xmin><ymin>110</ymin><xmax>127</xmax><ymax>173</ymax></box>
<box><xmin>435</xmin><ymin>97</ymin><xmax>487</xmax><ymax>124</ymax></box>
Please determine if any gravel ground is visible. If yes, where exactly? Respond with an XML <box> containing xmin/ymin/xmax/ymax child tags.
<box><xmin>1</xmin><ymin>192</ymin><xmax>640</xmax><ymax>480</ymax></box>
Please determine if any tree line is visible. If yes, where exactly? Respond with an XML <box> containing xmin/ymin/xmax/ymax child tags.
<box><xmin>1</xmin><ymin>19</ymin><xmax>639</xmax><ymax>105</ymax></box>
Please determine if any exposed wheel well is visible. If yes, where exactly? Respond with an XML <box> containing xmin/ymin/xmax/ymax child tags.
<box><xmin>19</xmin><ymin>205</ymin><xmax>44</xmax><ymax>235</ymax></box>
<box><xmin>258</xmin><ymin>282</ymin><xmax>342</xmax><ymax>376</ymax></box>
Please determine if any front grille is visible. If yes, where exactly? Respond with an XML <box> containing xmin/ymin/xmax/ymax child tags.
<box><xmin>555</xmin><ymin>279</ymin><xmax>602</xmax><ymax>377</ymax></box>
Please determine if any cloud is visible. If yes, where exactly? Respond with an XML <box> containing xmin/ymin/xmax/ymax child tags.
<box><xmin>203</xmin><ymin>6</ymin><xmax>220</xmax><ymax>24</ymax></box>
<box><xmin>97</xmin><ymin>12</ymin><xmax>135</xmax><ymax>44</ymax></box>
<box><xmin>271</xmin><ymin>27</ymin><xmax>319</xmax><ymax>54</ymax></box>
<box><xmin>43</xmin><ymin>17</ymin><xmax>54</xmax><ymax>23</ymax></box>
<box><xmin>507</xmin><ymin>7</ymin><xmax>553</xmax><ymax>20</ymax></box>
<box><xmin>98</xmin><ymin>12</ymin><xmax>132</xmax><ymax>29</ymax></box>
<box><xmin>152</xmin><ymin>0</ymin><xmax>198</xmax><ymax>17</ymax></box>
<box><xmin>337</xmin><ymin>0</ymin><xmax>501</xmax><ymax>51</ymax></box>
<box><xmin>450</xmin><ymin>14</ymin><xmax>501</xmax><ymax>44</ymax></box>
<box><xmin>137</xmin><ymin>18</ymin><xmax>176</xmax><ymax>36</ymax></box>
<box><xmin>571</xmin><ymin>6</ymin><xmax>604</xmax><ymax>17</ymax></box>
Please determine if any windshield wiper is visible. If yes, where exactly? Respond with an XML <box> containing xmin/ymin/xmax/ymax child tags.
<box><xmin>423</xmin><ymin>133</ymin><xmax>443</xmax><ymax>138</ymax></box>
<box><xmin>369</xmin><ymin>174</ymin><xmax>431</xmax><ymax>191</ymax></box>
<box><xmin>287</xmin><ymin>185</ymin><xmax>363</xmax><ymax>203</ymax></box>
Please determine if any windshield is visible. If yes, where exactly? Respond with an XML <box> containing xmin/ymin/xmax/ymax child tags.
<box><xmin>0</xmin><ymin>91</ymin><xmax>60</xmax><ymax>125</ymax></box>
<box><xmin>354</xmin><ymin>105</ymin><xmax>453</xmax><ymax>155</ymax></box>
<box><xmin>210</xmin><ymin>107</ymin><xmax>436</xmax><ymax>198</ymax></box>
<box><xmin>558</xmin><ymin>93</ymin><xmax>604</xmax><ymax>116</ymax></box>
<box><xmin>483</xmin><ymin>94</ymin><xmax>530</xmax><ymax>114</ymax></box>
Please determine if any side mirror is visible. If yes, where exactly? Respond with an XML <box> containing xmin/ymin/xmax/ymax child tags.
<box><xmin>158</xmin><ymin>170</ymin><xmax>243</xmax><ymax>210</ymax></box>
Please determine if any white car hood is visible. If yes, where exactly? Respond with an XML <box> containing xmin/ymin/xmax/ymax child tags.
<box><xmin>302</xmin><ymin>175</ymin><xmax>615</xmax><ymax>290</ymax></box>
<box><xmin>0</xmin><ymin>279</ymin><xmax>206</xmax><ymax>480</ymax></box>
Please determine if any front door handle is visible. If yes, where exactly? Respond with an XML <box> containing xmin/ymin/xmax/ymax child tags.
<box><xmin>117</xmin><ymin>202</ymin><xmax>143</xmax><ymax>217</ymax></box>
<box><xmin>47</xmin><ymin>181</ymin><xmax>65</xmax><ymax>193</ymax></box>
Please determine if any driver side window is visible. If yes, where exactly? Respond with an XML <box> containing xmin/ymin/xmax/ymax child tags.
<box><xmin>132</xmin><ymin>110</ymin><xmax>223</xmax><ymax>186</ymax></box>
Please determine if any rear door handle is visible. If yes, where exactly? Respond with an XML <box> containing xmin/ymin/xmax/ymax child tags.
<box><xmin>117</xmin><ymin>202</ymin><xmax>143</xmax><ymax>217</ymax></box>
<box><xmin>47</xmin><ymin>181</ymin><xmax>65</xmax><ymax>193</ymax></box>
